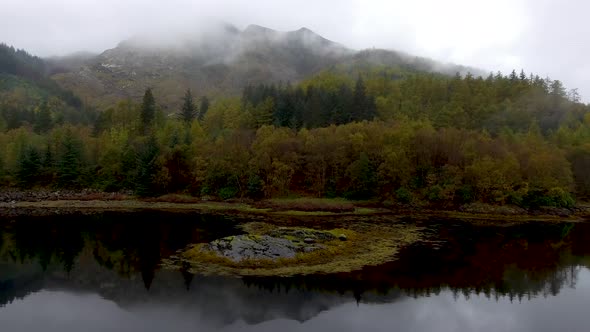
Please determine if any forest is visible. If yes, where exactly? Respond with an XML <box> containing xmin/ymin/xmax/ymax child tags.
<box><xmin>1</xmin><ymin>42</ymin><xmax>590</xmax><ymax>208</ymax></box>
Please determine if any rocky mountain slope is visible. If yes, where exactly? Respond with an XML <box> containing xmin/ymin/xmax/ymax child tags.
<box><xmin>50</xmin><ymin>23</ymin><xmax>471</xmax><ymax>111</ymax></box>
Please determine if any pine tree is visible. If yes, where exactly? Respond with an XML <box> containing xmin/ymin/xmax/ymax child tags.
<box><xmin>251</xmin><ymin>98</ymin><xmax>274</xmax><ymax>127</ymax></box>
<box><xmin>140</xmin><ymin>88</ymin><xmax>156</xmax><ymax>134</ymax></box>
<box><xmin>16</xmin><ymin>146</ymin><xmax>42</xmax><ymax>188</ymax></box>
<box><xmin>352</xmin><ymin>76</ymin><xmax>375</xmax><ymax>122</ymax></box>
<box><xmin>41</xmin><ymin>143</ymin><xmax>55</xmax><ymax>185</ymax></box>
<box><xmin>57</xmin><ymin>130</ymin><xmax>82</xmax><ymax>188</ymax></box>
<box><xmin>135</xmin><ymin>135</ymin><xmax>160</xmax><ymax>197</ymax></box>
<box><xmin>198</xmin><ymin>96</ymin><xmax>210</xmax><ymax>121</ymax></box>
<box><xmin>34</xmin><ymin>101</ymin><xmax>52</xmax><ymax>133</ymax></box>
<box><xmin>179</xmin><ymin>89</ymin><xmax>197</xmax><ymax>124</ymax></box>
<box><xmin>303</xmin><ymin>85</ymin><xmax>323</xmax><ymax>128</ymax></box>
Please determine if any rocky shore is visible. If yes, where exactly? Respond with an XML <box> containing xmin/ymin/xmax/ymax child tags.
<box><xmin>0</xmin><ymin>189</ymin><xmax>588</xmax><ymax>220</ymax></box>
<box><xmin>0</xmin><ymin>189</ymin><xmax>130</xmax><ymax>203</ymax></box>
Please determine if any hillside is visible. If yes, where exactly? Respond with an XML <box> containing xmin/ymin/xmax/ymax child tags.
<box><xmin>1</xmin><ymin>23</ymin><xmax>589</xmax><ymax>207</ymax></box>
<box><xmin>51</xmin><ymin>24</ymin><xmax>470</xmax><ymax>111</ymax></box>
<box><xmin>0</xmin><ymin>44</ymin><xmax>91</xmax><ymax>131</ymax></box>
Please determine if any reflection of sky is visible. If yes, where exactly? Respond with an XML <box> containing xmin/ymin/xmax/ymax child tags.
<box><xmin>2</xmin><ymin>268</ymin><xmax>590</xmax><ymax>332</ymax></box>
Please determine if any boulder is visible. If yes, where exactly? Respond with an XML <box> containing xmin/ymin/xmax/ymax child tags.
<box><xmin>204</xmin><ymin>235</ymin><xmax>300</xmax><ymax>262</ymax></box>
<box><xmin>203</xmin><ymin>228</ymin><xmax>339</xmax><ymax>262</ymax></box>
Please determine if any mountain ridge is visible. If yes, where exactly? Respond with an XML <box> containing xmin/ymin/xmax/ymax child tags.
<box><xmin>48</xmin><ymin>24</ymin><xmax>471</xmax><ymax>111</ymax></box>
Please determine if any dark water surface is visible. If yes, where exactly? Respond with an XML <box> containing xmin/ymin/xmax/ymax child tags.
<box><xmin>1</xmin><ymin>212</ymin><xmax>590</xmax><ymax>332</ymax></box>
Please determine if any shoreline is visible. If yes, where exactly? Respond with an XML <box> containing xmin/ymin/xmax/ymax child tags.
<box><xmin>1</xmin><ymin>197</ymin><xmax>587</xmax><ymax>276</ymax></box>
<box><xmin>0</xmin><ymin>198</ymin><xmax>588</xmax><ymax>224</ymax></box>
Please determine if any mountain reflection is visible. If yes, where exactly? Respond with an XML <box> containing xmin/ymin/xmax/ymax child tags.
<box><xmin>0</xmin><ymin>212</ymin><xmax>589</xmax><ymax>324</ymax></box>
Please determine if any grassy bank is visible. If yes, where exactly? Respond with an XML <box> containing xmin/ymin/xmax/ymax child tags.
<box><xmin>0</xmin><ymin>194</ymin><xmax>588</xmax><ymax>221</ymax></box>
<box><xmin>0</xmin><ymin>195</ymin><xmax>382</xmax><ymax>217</ymax></box>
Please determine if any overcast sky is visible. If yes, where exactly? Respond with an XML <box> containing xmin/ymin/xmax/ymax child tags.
<box><xmin>1</xmin><ymin>0</ymin><xmax>589</xmax><ymax>101</ymax></box>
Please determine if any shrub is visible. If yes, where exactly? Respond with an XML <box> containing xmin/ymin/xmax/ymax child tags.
<box><xmin>247</xmin><ymin>174</ymin><xmax>264</xmax><ymax>199</ymax></box>
<box><xmin>395</xmin><ymin>187</ymin><xmax>412</xmax><ymax>204</ymax></box>
<box><xmin>218</xmin><ymin>186</ymin><xmax>239</xmax><ymax>200</ymax></box>
<box><xmin>522</xmin><ymin>187</ymin><xmax>575</xmax><ymax>208</ymax></box>
<box><xmin>548</xmin><ymin>187</ymin><xmax>575</xmax><ymax>208</ymax></box>
<box><xmin>456</xmin><ymin>185</ymin><xmax>475</xmax><ymax>204</ymax></box>
<box><xmin>427</xmin><ymin>185</ymin><xmax>443</xmax><ymax>202</ymax></box>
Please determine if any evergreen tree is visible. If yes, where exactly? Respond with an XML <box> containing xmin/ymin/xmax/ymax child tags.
<box><xmin>303</xmin><ymin>85</ymin><xmax>323</xmax><ymax>128</ymax></box>
<box><xmin>352</xmin><ymin>77</ymin><xmax>367</xmax><ymax>122</ymax></box>
<box><xmin>135</xmin><ymin>135</ymin><xmax>160</xmax><ymax>197</ymax></box>
<box><xmin>198</xmin><ymin>96</ymin><xmax>210</xmax><ymax>121</ymax></box>
<box><xmin>251</xmin><ymin>98</ymin><xmax>274</xmax><ymax>127</ymax></box>
<box><xmin>34</xmin><ymin>101</ymin><xmax>53</xmax><ymax>133</ymax></box>
<box><xmin>179</xmin><ymin>89</ymin><xmax>197</xmax><ymax>124</ymax></box>
<box><xmin>41</xmin><ymin>143</ymin><xmax>55</xmax><ymax>185</ymax></box>
<box><xmin>16</xmin><ymin>146</ymin><xmax>42</xmax><ymax>188</ymax></box>
<box><xmin>140</xmin><ymin>88</ymin><xmax>156</xmax><ymax>134</ymax></box>
<box><xmin>351</xmin><ymin>76</ymin><xmax>377</xmax><ymax>122</ymax></box>
<box><xmin>57</xmin><ymin>130</ymin><xmax>82</xmax><ymax>188</ymax></box>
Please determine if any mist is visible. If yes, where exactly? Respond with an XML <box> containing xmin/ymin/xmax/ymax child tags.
<box><xmin>1</xmin><ymin>0</ymin><xmax>589</xmax><ymax>101</ymax></box>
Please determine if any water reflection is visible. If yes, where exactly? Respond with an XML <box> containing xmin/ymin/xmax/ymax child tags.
<box><xmin>1</xmin><ymin>213</ymin><xmax>590</xmax><ymax>331</ymax></box>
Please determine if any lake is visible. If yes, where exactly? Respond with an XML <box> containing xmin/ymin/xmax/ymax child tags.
<box><xmin>0</xmin><ymin>211</ymin><xmax>589</xmax><ymax>332</ymax></box>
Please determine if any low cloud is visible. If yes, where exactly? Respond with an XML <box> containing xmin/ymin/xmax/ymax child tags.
<box><xmin>1</xmin><ymin>0</ymin><xmax>589</xmax><ymax>100</ymax></box>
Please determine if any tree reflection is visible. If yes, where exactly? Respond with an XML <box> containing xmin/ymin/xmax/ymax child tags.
<box><xmin>242</xmin><ymin>222</ymin><xmax>590</xmax><ymax>303</ymax></box>
<box><xmin>0</xmin><ymin>211</ymin><xmax>240</xmax><ymax>291</ymax></box>
<box><xmin>1</xmin><ymin>214</ymin><xmax>590</xmax><ymax>306</ymax></box>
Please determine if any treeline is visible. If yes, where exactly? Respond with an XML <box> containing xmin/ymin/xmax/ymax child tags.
<box><xmin>306</xmin><ymin>68</ymin><xmax>587</xmax><ymax>132</ymax></box>
<box><xmin>0</xmin><ymin>94</ymin><xmax>588</xmax><ymax>207</ymax></box>
<box><xmin>1</xmin><ymin>66</ymin><xmax>589</xmax><ymax>207</ymax></box>
<box><xmin>242</xmin><ymin>76</ymin><xmax>376</xmax><ymax>128</ymax></box>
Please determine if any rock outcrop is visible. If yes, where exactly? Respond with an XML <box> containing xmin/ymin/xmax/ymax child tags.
<box><xmin>203</xmin><ymin>228</ymin><xmax>336</xmax><ymax>262</ymax></box>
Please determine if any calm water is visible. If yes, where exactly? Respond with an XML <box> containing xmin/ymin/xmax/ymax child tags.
<box><xmin>1</xmin><ymin>211</ymin><xmax>590</xmax><ymax>332</ymax></box>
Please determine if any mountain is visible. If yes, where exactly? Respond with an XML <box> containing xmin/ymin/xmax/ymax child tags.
<box><xmin>50</xmin><ymin>24</ymin><xmax>471</xmax><ymax>111</ymax></box>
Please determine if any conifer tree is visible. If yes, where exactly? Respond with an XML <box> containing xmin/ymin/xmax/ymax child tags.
<box><xmin>140</xmin><ymin>88</ymin><xmax>156</xmax><ymax>134</ymax></box>
<box><xmin>352</xmin><ymin>76</ymin><xmax>366</xmax><ymax>121</ymax></box>
<box><xmin>16</xmin><ymin>146</ymin><xmax>42</xmax><ymax>188</ymax></box>
<box><xmin>41</xmin><ymin>143</ymin><xmax>55</xmax><ymax>185</ymax></box>
<box><xmin>179</xmin><ymin>89</ymin><xmax>197</xmax><ymax>124</ymax></box>
<box><xmin>57</xmin><ymin>130</ymin><xmax>82</xmax><ymax>188</ymax></box>
<box><xmin>135</xmin><ymin>135</ymin><xmax>160</xmax><ymax>197</ymax></box>
<box><xmin>34</xmin><ymin>101</ymin><xmax>52</xmax><ymax>133</ymax></box>
<box><xmin>198</xmin><ymin>96</ymin><xmax>210</xmax><ymax>121</ymax></box>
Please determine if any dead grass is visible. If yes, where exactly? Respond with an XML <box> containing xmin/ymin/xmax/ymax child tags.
<box><xmin>145</xmin><ymin>194</ymin><xmax>202</xmax><ymax>204</ymax></box>
<box><xmin>73</xmin><ymin>192</ymin><xmax>130</xmax><ymax>201</ymax></box>
<box><xmin>255</xmin><ymin>197</ymin><xmax>356</xmax><ymax>213</ymax></box>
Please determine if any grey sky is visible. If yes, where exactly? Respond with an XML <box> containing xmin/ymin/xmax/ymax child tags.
<box><xmin>1</xmin><ymin>0</ymin><xmax>589</xmax><ymax>100</ymax></box>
